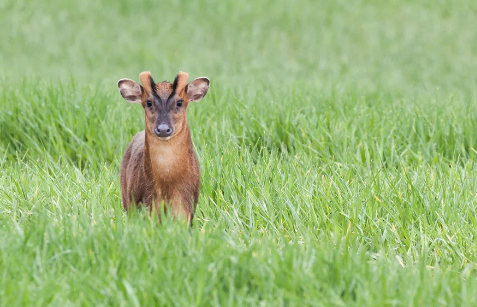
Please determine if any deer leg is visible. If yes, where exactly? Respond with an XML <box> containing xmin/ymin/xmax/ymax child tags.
<box><xmin>170</xmin><ymin>195</ymin><xmax>193</xmax><ymax>225</ymax></box>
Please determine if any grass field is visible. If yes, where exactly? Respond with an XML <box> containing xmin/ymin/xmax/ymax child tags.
<box><xmin>1</xmin><ymin>0</ymin><xmax>477</xmax><ymax>305</ymax></box>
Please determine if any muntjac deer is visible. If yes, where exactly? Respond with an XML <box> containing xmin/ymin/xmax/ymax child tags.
<box><xmin>117</xmin><ymin>71</ymin><xmax>210</xmax><ymax>225</ymax></box>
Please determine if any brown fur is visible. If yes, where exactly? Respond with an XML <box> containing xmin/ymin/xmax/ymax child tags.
<box><xmin>175</xmin><ymin>71</ymin><xmax>189</xmax><ymax>94</ymax></box>
<box><xmin>119</xmin><ymin>71</ymin><xmax>209</xmax><ymax>225</ymax></box>
<box><xmin>139</xmin><ymin>71</ymin><xmax>152</xmax><ymax>94</ymax></box>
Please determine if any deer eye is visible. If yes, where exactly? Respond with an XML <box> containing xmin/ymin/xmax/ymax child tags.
<box><xmin>176</xmin><ymin>100</ymin><xmax>183</xmax><ymax>107</ymax></box>
<box><xmin>146</xmin><ymin>100</ymin><xmax>152</xmax><ymax>108</ymax></box>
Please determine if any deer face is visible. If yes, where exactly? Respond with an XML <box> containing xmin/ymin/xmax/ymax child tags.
<box><xmin>118</xmin><ymin>71</ymin><xmax>209</xmax><ymax>140</ymax></box>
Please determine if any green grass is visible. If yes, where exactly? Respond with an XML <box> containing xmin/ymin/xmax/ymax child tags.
<box><xmin>1</xmin><ymin>0</ymin><xmax>477</xmax><ymax>305</ymax></box>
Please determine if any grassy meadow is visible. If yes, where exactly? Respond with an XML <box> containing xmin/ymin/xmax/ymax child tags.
<box><xmin>1</xmin><ymin>0</ymin><xmax>477</xmax><ymax>305</ymax></box>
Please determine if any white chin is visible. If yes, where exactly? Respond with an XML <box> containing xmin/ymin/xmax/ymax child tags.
<box><xmin>155</xmin><ymin>135</ymin><xmax>173</xmax><ymax>141</ymax></box>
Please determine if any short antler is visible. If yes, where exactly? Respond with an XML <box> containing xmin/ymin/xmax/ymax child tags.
<box><xmin>139</xmin><ymin>71</ymin><xmax>153</xmax><ymax>94</ymax></box>
<box><xmin>174</xmin><ymin>71</ymin><xmax>189</xmax><ymax>95</ymax></box>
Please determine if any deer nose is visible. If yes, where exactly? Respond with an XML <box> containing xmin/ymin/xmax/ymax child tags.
<box><xmin>154</xmin><ymin>124</ymin><xmax>173</xmax><ymax>138</ymax></box>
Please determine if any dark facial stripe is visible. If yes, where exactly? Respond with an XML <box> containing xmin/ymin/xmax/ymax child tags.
<box><xmin>167</xmin><ymin>75</ymin><xmax>182</xmax><ymax>102</ymax></box>
<box><xmin>172</xmin><ymin>75</ymin><xmax>180</xmax><ymax>93</ymax></box>
<box><xmin>148</xmin><ymin>75</ymin><xmax>160</xmax><ymax>100</ymax></box>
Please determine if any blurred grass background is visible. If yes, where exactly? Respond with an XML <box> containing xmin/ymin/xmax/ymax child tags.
<box><xmin>2</xmin><ymin>0</ymin><xmax>476</xmax><ymax>91</ymax></box>
<box><xmin>1</xmin><ymin>0</ymin><xmax>477</xmax><ymax>306</ymax></box>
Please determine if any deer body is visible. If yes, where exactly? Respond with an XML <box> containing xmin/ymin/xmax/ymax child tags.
<box><xmin>117</xmin><ymin>71</ymin><xmax>209</xmax><ymax>224</ymax></box>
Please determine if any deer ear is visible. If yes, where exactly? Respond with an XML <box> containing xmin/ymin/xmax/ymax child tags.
<box><xmin>118</xmin><ymin>79</ymin><xmax>143</xmax><ymax>103</ymax></box>
<box><xmin>187</xmin><ymin>77</ymin><xmax>210</xmax><ymax>102</ymax></box>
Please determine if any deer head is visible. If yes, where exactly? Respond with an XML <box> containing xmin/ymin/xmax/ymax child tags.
<box><xmin>117</xmin><ymin>71</ymin><xmax>210</xmax><ymax>140</ymax></box>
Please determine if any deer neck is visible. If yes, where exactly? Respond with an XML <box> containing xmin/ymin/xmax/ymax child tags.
<box><xmin>144</xmin><ymin>125</ymin><xmax>193</xmax><ymax>183</ymax></box>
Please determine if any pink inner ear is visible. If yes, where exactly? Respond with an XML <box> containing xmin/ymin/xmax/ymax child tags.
<box><xmin>187</xmin><ymin>78</ymin><xmax>209</xmax><ymax>102</ymax></box>
<box><xmin>190</xmin><ymin>93</ymin><xmax>204</xmax><ymax>101</ymax></box>
<box><xmin>118</xmin><ymin>79</ymin><xmax>143</xmax><ymax>103</ymax></box>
